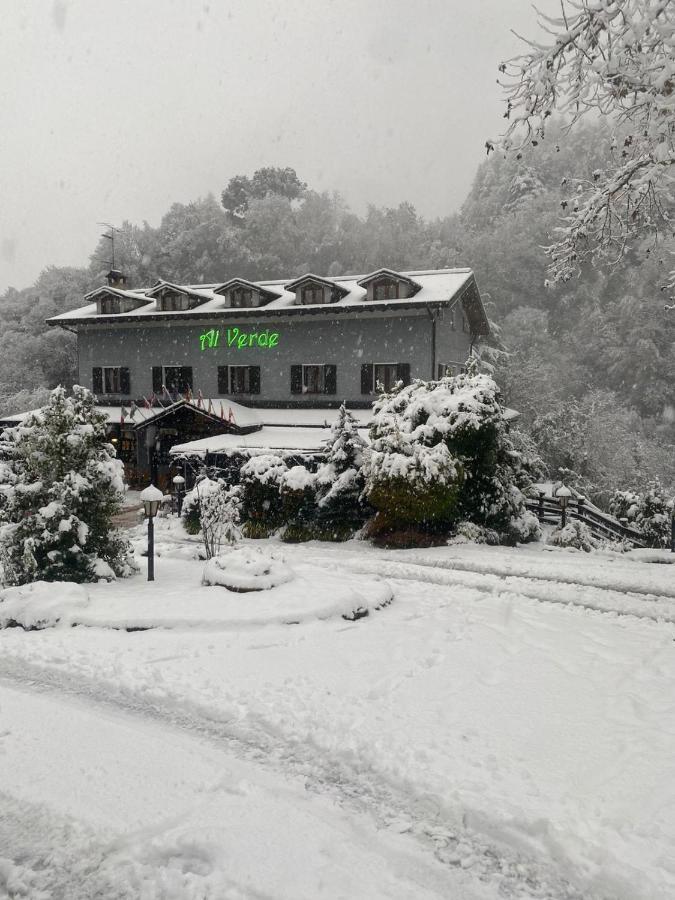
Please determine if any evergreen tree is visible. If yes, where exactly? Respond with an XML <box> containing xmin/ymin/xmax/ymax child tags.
<box><xmin>0</xmin><ymin>386</ymin><xmax>132</xmax><ymax>584</ymax></box>
<box><xmin>315</xmin><ymin>403</ymin><xmax>370</xmax><ymax>539</ymax></box>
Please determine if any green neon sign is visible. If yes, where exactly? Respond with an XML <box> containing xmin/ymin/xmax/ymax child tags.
<box><xmin>199</xmin><ymin>327</ymin><xmax>280</xmax><ymax>351</ymax></box>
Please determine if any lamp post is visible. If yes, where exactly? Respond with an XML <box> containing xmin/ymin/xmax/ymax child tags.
<box><xmin>556</xmin><ymin>485</ymin><xmax>572</xmax><ymax>529</ymax></box>
<box><xmin>140</xmin><ymin>484</ymin><xmax>163</xmax><ymax>581</ymax></box>
<box><xmin>172</xmin><ymin>474</ymin><xmax>186</xmax><ymax>516</ymax></box>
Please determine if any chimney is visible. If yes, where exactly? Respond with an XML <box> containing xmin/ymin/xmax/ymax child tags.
<box><xmin>106</xmin><ymin>269</ymin><xmax>127</xmax><ymax>288</ymax></box>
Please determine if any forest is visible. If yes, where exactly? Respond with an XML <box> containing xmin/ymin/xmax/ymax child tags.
<box><xmin>2</xmin><ymin>121</ymin><xmax>674</xmax><ymax>506</ymax></box>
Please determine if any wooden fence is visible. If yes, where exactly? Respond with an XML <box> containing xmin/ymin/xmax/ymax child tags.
<box><xmin>526</xmin><ymin>496</ymin><xmax>646</xmax><ymax>548</ymax></box>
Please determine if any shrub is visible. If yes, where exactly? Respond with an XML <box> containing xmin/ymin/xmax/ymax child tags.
<box><xmin>634</xmin><ymin>481</ymin><xmax>672</xmax><ymax>549</ymax></box>
<box><xmin>240</xmin><ymin>454</ymin><xmax>288</xmax><ymax>534</ymax></box>
<box><xmin>280</xmin><ymin>465</ymin><xmax>317</xmax><ymax>543</ymax></box>
<box><xmin>548</xmin><ymin>520</ymin><xmax>597</xmax><ymax>552</ymax></box>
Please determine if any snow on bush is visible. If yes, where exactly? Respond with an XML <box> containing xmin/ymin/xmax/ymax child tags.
<box><xmin>0</xmin><ymin>581</ymin><xmax>89</xmax><ymax>630</ymax></box>
<box><xmin>548</xmin><ymin>519</ymin><xmax>598</xmax><ymax>553</ymax></box>
<box><xmin>610</xmin><ymin>482</ymin><xmax>672</xmax><ymax>549</ymax></box>
<box><xmin>202</xmin><ymin>545</ymin><xmax>294</xmax><ymax>592</ymax></box>
<box><xmin>0</xmin><ymin>385</ymin><xmax>134</xmax><ymax>585</ymax></box>
<box><xmin>279</xmin><ymin>466</ymin><xmax>317</xmax><ymax>543</ymax></box>
<box><xmin>609</xmin><ymin>489</ymin><xmax>640</xmax><ymax>524</ymax></box>
<box><xmin>240</xmin><ymin>454</ymin><xmax>288</xmax><ymax>537</ymax></box>
<box><xmin>365</xmin><ymin>364</ymin><xmax>537</xmax><ymax>544</ymax></box>
<box><xmin>181</xmin><ymin>477</ymin><xmax>221</xmax><ymax>536</ymax></box>
<box><xmin>200</xmin><ymin>482</ymin><xmax>241</xmax><ymax>558</ymax></box>
<box><xmin>634</xmin><ymin>481</ymin><xmax>672</xmax><ymax>550</ymax></box>
<box><xmin>449</xmin><ymin>521</ymin><xmax>500</xmax><ymax>545</ymax></box>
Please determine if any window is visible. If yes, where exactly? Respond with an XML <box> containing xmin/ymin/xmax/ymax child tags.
<box><xmin>218</xmin><ymin>365</ymin><xmax>260</xmax><ymax>394</ymax></box>
<box><xmin>373</xmin><ymin>279</ymin><xmax>399</xmax><ymax>301</ymax></box>
<box><xmin>153</xmin><ymin>366</ymin><xmax>193</xmax><ymax>394</ymax></box>
<box><xmin>290</xmin><ymin>364</ymin><xmax>337</xmax><ymax>395</ymax></box>
<box><xmin>100</xmin><ymin>296</ymin><xmax>120</xmax><ymax>315</ymax></box>
<box><xmin>104</xmin><ymin>366</ymin><xmax>122</xmax><ymax>393</ymax></box>
<box><xmin>231</xmin><ymin>288</ymin><xmax>253</xmax><ymax>308</ymax></box>
<box><xmin>374</xmin><ymin>363</ymin><xmax>398</xmax><ymax>392</ymax></box>
<box><xmin>92</xmin><ymin>366</ymin><xmax>130</xmax><ymax>396</ymax></box>
<box><xmin>462</xmin><ymin>311</ymin><xmax>469</xmax><ymax>333</ymax></box>
<box><xmin>360</xmin><ymin>363</ymin><xmax>410</xmax><ymax>394</ymax></box>
<box><xmin>160</xmin><ymin>291</ymin><xmax>189</xmax><ymax>312</ymax></box>
<box><xmin>437</xmin><ymin>363</ymin><xmax>458</xmax><ymax>379</ymax></box>
<box><xmin>301</xmin><ymin>284</ymin><xmax>324</xmax><ymax>304</ymax></box>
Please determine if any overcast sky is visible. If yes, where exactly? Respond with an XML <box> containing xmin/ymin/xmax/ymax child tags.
<box><xmin>0</xmin><ymin>0</ymin><xmax>557</xmax><ymax>293</ymax></box>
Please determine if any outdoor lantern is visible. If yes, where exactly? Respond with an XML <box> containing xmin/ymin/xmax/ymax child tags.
<box><xmin>140</xmin><ymin>484</ymin><xmax>163</xmax><ymax>581</ymax></box>
<box><xmin>172</xmin><ymin>474</ymin><xmax>186</xmax><ymax>516</ymax></box>
<box><xmin>140</xmin><ymin>484</ymin><xmax>163</xmax><ymax>519</ymax></box>
<box><xmin>556</xmin><ymin>484</ymin><xmax>572</xmax><ymax>529</ymax></box>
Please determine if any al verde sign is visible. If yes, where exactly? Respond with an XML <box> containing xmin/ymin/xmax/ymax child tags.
<box><xmin>199</xmin><ymin>326</ymin><xmax>280</xmax><ymax>351</ymax></box>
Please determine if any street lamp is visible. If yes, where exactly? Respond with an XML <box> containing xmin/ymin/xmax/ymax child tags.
<box><xmin>140</xmin><ymin>484</ymin><xmax>163</xmax><ymax>581</ymax></box>
<box><xmin>172</xmin><ymin>474</ymin><xmax>186</xmax><ymax>516</ymax></box>
<box><xmin>556</xmin><ymin>485</ymin><xmax>572</xmax><ymax>529</ymax></box>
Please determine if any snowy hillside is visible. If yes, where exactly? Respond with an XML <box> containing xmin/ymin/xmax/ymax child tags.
<box><xmin>1</xmin><ymin>523</ymin><xmax>674</xmax><ymax>899</ymax></box>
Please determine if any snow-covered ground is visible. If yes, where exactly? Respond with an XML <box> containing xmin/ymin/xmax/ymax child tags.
<box><xmin>1</xmin><ymin>521</ymin><xmax>674</xmax><ymax>899</ymax></box>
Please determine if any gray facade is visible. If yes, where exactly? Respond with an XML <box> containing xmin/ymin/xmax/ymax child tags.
<box><xmin>76</xmin><ymin>306</ymin><xmax>474</xmax><ymax>406</ymax></box>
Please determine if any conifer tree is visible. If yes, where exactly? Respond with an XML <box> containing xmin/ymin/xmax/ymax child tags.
<box><xmin>315</xmin><ymin>403</ymin><xmax>370</xmax><ymax>539</ymax></box>
<box><xmin>0</xmin><ymin>385</ymin><xmax>132</xmax><ymax>584</ymax></box>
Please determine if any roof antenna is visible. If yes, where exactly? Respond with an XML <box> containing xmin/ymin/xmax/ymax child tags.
<box><xmin>97</xmin><ymin>222</ymin><xmax>128</xmax><ymax>270</ymax></box>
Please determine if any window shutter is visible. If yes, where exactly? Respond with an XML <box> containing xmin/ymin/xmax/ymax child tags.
<box><xmin>249</xmin><ymin>366</ymin><xmax>261</xmax><ymax>395</ymax></box>
<box><xmin>217</xmin><ymin>365</ymin><xmax>229</xmax><ymax>394</ymax></box>
<box><xmin>290</xmin><ymin>365</ymin><xmax>303</xmax><ymax>394</ymax></box>
<box><xmin>181</xmin><ymin>367</ymin><xmax>193</xmax><ymax>391</ymax></box>
<box><xmin>397</xmin><ymin>363</ymin><xmax>411</xmax><ymax>386</ymax></box>
<box><xmin>324</xmin><ymin>364</ymin><xmax>337</xmax><ymax>395</ymax></box>
<box><xmin>92</xmin><ymin>367</ymin><xmax>103</xmax><ymax>395</ymax></box>
<box><xmin>120</xmin><ymin>367</ymin><xmax>131</xmax><ymax>395</ymax></box>
<box><xmin>361</xmin><ymin>363</ymin><xmax>373</xmax><ymax>395</ymax></box>
<box><xmin>152</xmin><ymin>366</ymin><xmax>163</xmax><ymax>393</ymax></box>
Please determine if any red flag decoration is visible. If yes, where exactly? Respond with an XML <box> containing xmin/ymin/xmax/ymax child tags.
<box><xmin>197</xmin><ymin>389</ymin><xmax>204</xmax><ymax>409</ymax></box>
<box><xmin>120</xmin><ymin>405</ymin><xmax>129</xmax><ymax>425</ymax></box>
<box><xmin>228</xmin><ymin>406</ymin><xmax>235</xmax><ymax>424</ymax></box>
<box><xmin>142</xmin><ymin>395</ymin><xmax>152</xmax><ymax>409</ymax></box>
<box><xmin>207</xmin><ymin>398</ymin><xmax>214</xmax><ymax>415</ymax></box>
<box><xmin>219</xmin><ymin>402</ymin><xmax>225</xmax><ymax>420</ymax></box>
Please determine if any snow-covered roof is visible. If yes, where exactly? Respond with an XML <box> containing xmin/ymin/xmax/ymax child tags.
<box><xmin>47</xmin><ymin>268</ymin><xmax>488</xmax><ymax>333</ymax></box>
<box><xmin>170</xmin><ymin>425</ymin><xmax>370</xmax><ymax>457</ymax></box>
<box><xmin>0</xmin><ymin>402</ymin><xmax>373</xmax><ymax>431</ymax></box>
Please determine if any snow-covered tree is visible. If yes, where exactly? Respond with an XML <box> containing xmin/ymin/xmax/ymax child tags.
<box><xmin>200</xmin><ymin>482</ymin><xmax>241</xmax><ymax>558</ymax></box>
<box><xmin>0</xmin><ymin>385</ymin><xmax>132</xmax><ymax>584</ymax></box>
<box><xmin>365</xmin><ymin>369</ymin><xmax>540</xmax><ymax>545</ymax></box>
<box><xmin>239</xmin><ymin>453</ymin><xmax>288</xmax><ymax>537</ymax></box>
<box><xmin>315</xmin><ymin>404</ymin><xmax>370</xmax><ymax>539</ymax></box>
<box><xmin>493</xmin><ymin>1</ymin><xmax>675</xmax><ymax>296</ymax></box>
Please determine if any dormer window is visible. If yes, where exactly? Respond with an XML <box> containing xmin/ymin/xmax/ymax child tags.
<box><xmin>213</xmin><ymin>278</ymin><xmax>280</xmax><ymax>309</ymax></box>
<box><xmin>100</xmin><ymin>296</ymin><xmax>120</xmax><ymax>315</ymax></box>
<box><xmin>88</xmin><ymin>287</ymin><xmax>148</xmax><ymax>316</ymax></box>
<box><xmin>147</xmin><ymin>281</ymin><xmax>209</xmax><ymax>313</ymax></box>
<box><xmin>232</xmin><ymin>287</ymin><xmax>253</xmax><ymax>308</ymax></box>
<box><xmin>284</xmin><ymin>274</ymin><xmax>349</xmax><ymax>306</ymax></box>
<box><xmin>159</xmin><ymin>290</ymin><xmax>190</xmax><ymax>312</ymax></box>
<box><xmin>356</xmin><ymin>268</ymin><xmax>421</xmax><ymax>302</ymax></box>
<box><xmin>302</xmin><ymin>284</ymin><xmax>325</xmax><ymax>305</ymax></box>
<box><xmin>373</xmin><ymin>279</ymin><xmax>400</xmax><ymax>301</ymax></box>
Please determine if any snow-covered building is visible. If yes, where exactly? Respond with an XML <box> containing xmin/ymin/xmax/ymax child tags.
<box><xmin>41</xmin><ymin>267</ymin><xmax>489</xmax><ymax>486</ymax></box>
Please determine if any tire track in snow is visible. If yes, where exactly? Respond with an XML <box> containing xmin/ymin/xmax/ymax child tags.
<box><xmin>302</xmin><ymin>552</ymin><xmax>675</xmax><ymax>623</ymax></box>
<box><xmin>0</xmin><ymin>657</ymin><xmax>607</xmax><ymax>900</ymax></box>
